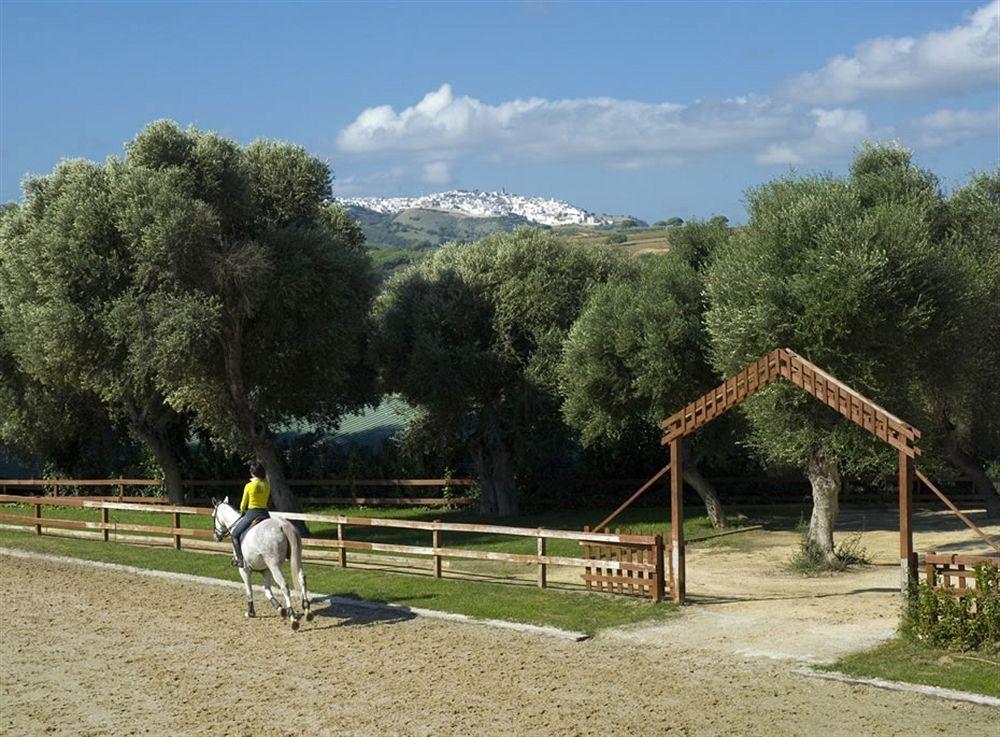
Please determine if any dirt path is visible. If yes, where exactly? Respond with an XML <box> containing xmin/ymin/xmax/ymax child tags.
<box><xmin>1</xmin><ymin>552</ymin><xmax>995</xmax><ymax>737</ymax></box>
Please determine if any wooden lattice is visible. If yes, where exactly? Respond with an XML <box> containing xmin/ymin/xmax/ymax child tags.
<box><xmin>922</xmin><ymin>553</ymin><xmax>1000</xmax><ymax>597</ymax></box>
<box><xmin>660</xmin><ymin>348</ymin><xmax>921</xmax><ymax>458</ymax></box>
<box><xmin>581</xmin><ymin>526</ymin><xmax>666</xmax><ymax>600</ymax></box>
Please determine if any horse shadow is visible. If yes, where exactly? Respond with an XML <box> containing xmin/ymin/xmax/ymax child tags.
<box><xmin>300</xmin><ymin>595</ymin><xmax>420</xmax><ymax>632</ymax></box>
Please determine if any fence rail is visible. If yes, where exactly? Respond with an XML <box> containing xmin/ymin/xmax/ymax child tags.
<box><xmin>921</xmin><ymin>552</ymin><xmax>1000</xmax><ymax>597</ymax></box>
<box><xmin>0</xmin><ymin>494</ymin><xmax>665</xmax><ymax>601</ymax></box>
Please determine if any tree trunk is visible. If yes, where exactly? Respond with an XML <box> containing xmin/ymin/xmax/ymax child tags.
<box><xmin>942</xmin><ymin>431</ymin><xmax>1000</xmax><ymax>519</ymax></box>
<box><xmin>220</xmin><ymin>325</ymin><xmax>304</xmax><ymax>530</ymax></box>
<box><xmin>682</xmin><ymin>444</ymin><xmax>725</xmax><ymax>528</ymax></box>
<box><xmin>806</xmin><ymin>452</ymin><xmax>841</xmax><ymax>565</ymax></box>
<box><xmin>132</xmin><ymin>424</ymin><xmax>186</xmax><ymax>504</ymax></box>
<box><xmin>471</xmin><ymin>431</ymin><xmax>518</xmax><ymax>516</ymax></box>
<box><xmin>126</xmin><ymin>398</ymin><xmax>187</xmax><ymax>505</ymax></box>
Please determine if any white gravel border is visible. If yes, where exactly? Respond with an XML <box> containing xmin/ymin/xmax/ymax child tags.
<box><xmin>0</xmin><ymin>547</ymin><xmax>589</xmax><ymax>641</ymax></box>
<box><xmin>795</xmin><ymin>666</ymin><xmax>1000</xmax><ymax>708</ymax></box>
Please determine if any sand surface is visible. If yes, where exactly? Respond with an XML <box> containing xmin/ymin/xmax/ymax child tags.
<box><xmin>2</xmin><ymin>507</ymin><xmax>998</xmax><ymax>737</ymax></box>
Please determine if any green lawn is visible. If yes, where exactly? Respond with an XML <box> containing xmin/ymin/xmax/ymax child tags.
<box><xmin>0</xmin><ymin>523</ymin><xmax>678</xmax><ymax>635</ymax></box>
<box><xmin>821</xmin><ymin>638</ymin><xmax>1000</xmax><ymax>698</ymax></box>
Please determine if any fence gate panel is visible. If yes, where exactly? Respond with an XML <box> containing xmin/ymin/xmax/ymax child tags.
<box><xmin>581</xmin><ymin>526</ymin><xmax>666</xmax><ymax>601</ymax></box>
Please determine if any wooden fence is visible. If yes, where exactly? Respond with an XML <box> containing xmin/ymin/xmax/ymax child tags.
<box><xmin>0</xmin><ymin>494</ymin><xmax>665</xmax><ymax>601</ymax></box>
<box><xmin>0</xmin><ymin>478</ymin><xmax>477</xmax><ymax>507</ymax></box>
<box><xmin>581</xmin><ymin>525</ymin><xmax>667</xmax><ymax>600</ymax></box>
<box><xmin>922</xmin><ymin>552</ymin><xmax>1000</xmax><ymax>597</ymax></box>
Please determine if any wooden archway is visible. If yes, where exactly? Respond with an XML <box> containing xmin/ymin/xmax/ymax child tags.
<box><xmin>660</xmin><ymin>348</ymin><xmax>921</xmax><ymax>604</ymax></box>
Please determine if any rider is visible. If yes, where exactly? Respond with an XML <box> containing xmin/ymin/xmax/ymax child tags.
<box><xmin>230</xmin><ymin>462</ymin><xmax>271</xmax><ymax>568</ymax></box>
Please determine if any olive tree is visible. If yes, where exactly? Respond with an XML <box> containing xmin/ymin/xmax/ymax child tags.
<box><xmin>373</xmin><ymin>229</ymin><xmax>625</xmax><ymax>515</ymax></box>
<box><xmin>704</xmin><ymin>144</ymin><xmax>959</xmax><ymax>563</ymax></box>
<box><xmin>559</xmin><ymin>221</ymin><xmax>731</xmax><ymax>528</ymax></box>
<box><xmin>913</xmin><ymin>172</ymin><xmax>1000</xmax><ymax>515</ymax></box>
<box><xmin>110</xmin><ymin>121</ymin><xmax>377</xmax><ymax>513</ymax></box>
<box><xmin>0</xmin><ymin>160</ymin><xmax>191</xmax><ymax>501</ymax></box>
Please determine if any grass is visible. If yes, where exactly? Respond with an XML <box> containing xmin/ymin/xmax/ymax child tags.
<box><xmin>0</xmin><ymin>523</ymin><xmax>678</xmax><ymax>636</ymax></box>
<box><xmin>820</xmin><ymin>637</ymin><xmax>1000</xmax><ymax>698</ymax></box>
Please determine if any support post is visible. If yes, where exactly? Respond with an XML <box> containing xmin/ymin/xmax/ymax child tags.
<box><xmin>432</xmin><ymin>520</ymin><xmax>442</xmax><ymax>578</ymax></box>
<box><xmin>172</xmin><ymin>511</ymin><xmax>181</xmax><ymax>550</ymax></box>
<box><xmin>537</xmin><ymin>536</ymin><xmax>547</xmax><ymax>588</ymax></box>
<box><xmin>670</xmin><ymin>439</ymin><xmax>685</xmax><ymax>604</ymax></box>
<box><xmin>653</xmin><ymin>534</ymin><xmax>665</xmax><ymax>602</ymax></box>
<box><xmin>118</xmin><ymin>475</ymin><xmax>125</xmax><ymax>502</ymax></box>
<box><xmin>898</xmin><ymin>449</ymin><xmax>916</xmax><ymax>592</ymax></box>
<box><xmin>337</xmin><ymin>522</ymin><xmax>347</xmax><ymax>567</ymax></box>
<box><xmin>101</xmin><ymin>507</ymin><xmax>109</xmax><ymax>542</ymax></box>
<box><xmin>34</xmin><ymin>503</ymin><xmax>41</xmax><ymax>535</ymax></box>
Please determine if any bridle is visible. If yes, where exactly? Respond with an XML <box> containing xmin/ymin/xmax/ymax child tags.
<box><xmin>212</xmin><ymin>504</ymin><xmax>233</xmax><ymax>542</ymax></box>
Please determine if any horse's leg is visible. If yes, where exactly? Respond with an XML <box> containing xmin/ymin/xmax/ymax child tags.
<box><xmin>261</xmin><ymin>570</ymin><xmax>286</xmax><ymax>618</ymax></box>
<box><xmin>239</xmin><ymin>567</ymin><xmax>255</xmax><ymax>619</ymax></box>
<box><xmin>269</xmin><ymin>563</ymin><xmax>299</xmax><ymax>630</ymax></box>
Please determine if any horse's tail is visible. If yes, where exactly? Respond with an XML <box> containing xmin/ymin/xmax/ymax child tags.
<box><xmin>280</xmin><ymin>519</ymin><xmax>309</xmax><ymax>616</ymax></box>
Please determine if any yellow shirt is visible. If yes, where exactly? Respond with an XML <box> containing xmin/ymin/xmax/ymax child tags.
<box><xmin>240</xmin><ymin>478</ymin><xmax>270</xmax><ymax>513</ymax></box>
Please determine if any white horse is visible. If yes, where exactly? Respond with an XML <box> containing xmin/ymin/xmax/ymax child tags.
<box><xmin>211</xmin><ymin>497</ymin><xmax>312</xmax><ymax>629</ymax></box>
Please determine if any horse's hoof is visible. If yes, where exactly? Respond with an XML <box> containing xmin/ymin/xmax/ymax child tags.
<box><xmin>305</xmin><ymin>611</ymin><xmax>314</xmax><ymax>622</ymax></box>
<box><xmin>245</xmin><ymin>610</ymin><xmax>255</xmax><ymax>619</ymax></box>
<box><xmin>279</xmin><ymin>607</ymin><xmax>288</xmax><ymax>619</ymax></box>
<box><xmin>291</xmin><ymin>618</ymin><xmax>300</xmax><ymax>631</ymax></box>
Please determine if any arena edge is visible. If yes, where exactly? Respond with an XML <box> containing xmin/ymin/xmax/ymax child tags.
<box><xmin>0</xmin><ymin>528</ymin><xmax>676</xmax><ymax>636</ymax></box>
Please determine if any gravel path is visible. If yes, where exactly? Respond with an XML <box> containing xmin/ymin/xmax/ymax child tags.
<box><xmin>1</xmin><ymin>552</ymin><xmax>995</xmax><ymax>737</ymax></box>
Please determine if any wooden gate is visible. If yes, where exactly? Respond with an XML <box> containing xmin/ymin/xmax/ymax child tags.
<box><xmin>922</xmin><ymin>553</ymin><xmax>1000</xmax><ymax>597</ymax></box>
<box><xmin>581</xmin><ymin>526</ymin><xmax>667</xmax><ymax>601</ymax></box>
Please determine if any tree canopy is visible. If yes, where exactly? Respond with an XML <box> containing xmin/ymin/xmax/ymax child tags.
<box><xmin>704</xmin><ymin>143</ymin><xmax>967</xmax><ymax>559</ymax></box>
<box><xmin>373</xmin><ymin>229</ymin><xmax>625</xmax><ymax>514</ymax></box>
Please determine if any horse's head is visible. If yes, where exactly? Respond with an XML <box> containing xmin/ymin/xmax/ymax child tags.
<box><xmin>211</xmin><ymin>496</ymin><xmax>231</xmax><ymax>542</ymax></box>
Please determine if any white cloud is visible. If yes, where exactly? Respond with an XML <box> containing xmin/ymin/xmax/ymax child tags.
<box><xmin>755</xmin><ymin>108</ymin><xmax>874</xmax><ymax>165</ymax></box>
<box><xmin>914</xmin><ymin>105</ymin><xmax>1000</xmax><ymax>147</ymax></box>
<box><xmin>781</xmin><ymin>1</ymin><xmax>999</xmax><ymax>104</ymax></box>
<box><xmin>338</xmin><ymin>83</ymin><xmax>797</xmax><ymax>162</ymax></box>
<box><xmin>421</xmin><ymin>161</ymin><xmax>452</xmax><ymax>184</ymax></box>
<box><xmin>334</xmin><ymin>3</ymin><xmax>998</xmax><ymax>175</ymax></box>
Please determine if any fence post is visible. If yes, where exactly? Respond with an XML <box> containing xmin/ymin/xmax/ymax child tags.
<box><xmin>924</xmin><ymin>550</ymin><xmax>936</xmax><ymax>589</ymax></box>
<box><xmin>432</xmin><ymin>519</ymin><xmax>442</xmax><ymax>578</ymax></box>
<box><xmin>337</xmin><ymin>522</ymin><xmax>347</xmax><ymax>567</ymax></box>
<box><xmin>101</xmin><ymin>507</ymin><xmax>109</xmax><ymax>542</ymax></box>
<box><xmin>173</xmin><ymin>511</ymin><xmax>181</xmax><ymax>550</ymax></box>
<box><xmin>653</xmin><ymin>534</ymin><xmax>665</xmax><ymax>603</ymax></box>
<box><xmin>34</xmin><ymin>503</ymin><xmax>41</xmax><ymax>535</ymax></box>
<box><xmin>118</xmin><ymin>475</ymin><xmax>125</xmax><ymax>502</ymax></box>
<box><xmin>537</xmin><ymin>535</ymin><xmax>547</xmax><ymax>588</ymax></box>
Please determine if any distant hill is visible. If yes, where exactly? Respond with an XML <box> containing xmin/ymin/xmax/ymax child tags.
<box><xmin>339</xmin><ymin>190</ymin><xmax>646</xmax><ymax>251</ymax></box>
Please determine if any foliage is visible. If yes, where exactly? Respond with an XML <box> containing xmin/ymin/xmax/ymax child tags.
<box><xmin>788</xmin><ymin>522</ymin><xmax>871</xmax><ymax>574</ymax></box>
<box><xmin>902</xmin><ymin>565</ymin><xmax>1000</xmax><ymax>653</ymax></box>
<box><xmin>373</xmin><ymin>229</ymin><xmax>626</xmax><ymax>513</ymax></box>
<box><xmin>0</xmin><ymin>157</ymin><xmax>192</xmax><ymax>499</ymax></box>
<box><xmin>604</xmin><ymin>231</ymin><xmax>628</xmax><ymax>245</ymax></box>
<box><xmin>704</xmin><ymin>145</ymin><xmax>959</xmax><ymax>481</ymax></box>
<box><xmin>104</xmin><ymin>121</ymin><xmax>377</xmax><ymax>513</ymax></box>
<box><xmin>665</xmin><ymin>217</ymin><xmax>684</xmax><ymax>227</ymax></box>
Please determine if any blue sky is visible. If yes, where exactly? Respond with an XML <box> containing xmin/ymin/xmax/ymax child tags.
<box><xmin>2</xmin><ymin>1</ymin><xmax>997</xmax><ymax>223</ymax></box>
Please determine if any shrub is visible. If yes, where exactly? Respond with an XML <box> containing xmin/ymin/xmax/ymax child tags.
<box><xmin>604</xmin><ymin>231</ymin><xmax>628</xmax><ymax>245</ymax></box>
<box><xmin>788</xmin><ymin>521</ymin><xmax>871</xmax><ymax>574</ymax></box>
<box><xmin>902</xmin><ymin>564</ymin><xmax>1000</xmax><ymax>653</ymax></box>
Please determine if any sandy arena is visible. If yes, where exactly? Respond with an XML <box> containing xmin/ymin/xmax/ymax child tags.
<box><xmin>1</xmin><ymin>508</ymin><xmax>998</xmax><ymax>736</ymax></box>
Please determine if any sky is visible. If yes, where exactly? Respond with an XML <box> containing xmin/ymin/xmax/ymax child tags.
<box><xmin>1</xmin><ymin>0</ymin><xmax>997</xmax><ymax>223</ymax></box>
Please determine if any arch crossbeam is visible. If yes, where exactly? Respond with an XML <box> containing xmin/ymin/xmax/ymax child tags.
<box><xmin>659</xmin><ymin>347</ymin><xmax>921</xmax><ymax>458</ymax></box>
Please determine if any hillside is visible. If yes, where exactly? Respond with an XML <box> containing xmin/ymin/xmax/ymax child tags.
<box><xmin>340</xmin><ymin>189</ymin><xmax>646</xmax><ymax>251</ymax></box>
